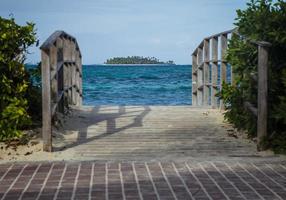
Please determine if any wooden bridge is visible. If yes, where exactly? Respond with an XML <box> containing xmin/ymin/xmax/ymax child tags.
<box><xmin>1</xmin><ymin>30</ymin><xmax>285</xmax><ymax>200</ymax></box>
<box><xmin>40</xmin><ymin>29</ymin><xmax>270</xmax><ymax>159</ymax></box>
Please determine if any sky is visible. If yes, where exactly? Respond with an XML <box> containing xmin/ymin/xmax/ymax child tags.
<box><xmin>0</xmin><ymin>0</ymin><xmax>248</xmax><ymax>64</ymax></box>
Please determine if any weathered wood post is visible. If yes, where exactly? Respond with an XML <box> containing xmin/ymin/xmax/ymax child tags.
<box><xmin>192</xmin><ymin>54</ymin><xmax>198</xmax><ymax>106</ymax></box>
<box><xmin>41</xmin><ymin>50</ymin><xmax>52</xmax><ymax>152</ymax></box>
<box><xmin>257</xmin><ymin>42</ymin><xmax>271</xmax><ymax>150</ymax></box>
<box><xmin>50</xmin><ymin>44</ymin><xmax>58</xmax><ymax>111</ymax></box>
<box><xmin>197</xmin><ymin>47</ymin><xmax>203</xmax><ymax>106</ymax></box>
<box><xmin>79</xmin><ymin>56</ymin><xmax>83</xmax><ymax>106</ymax></box>
<box><xmin>63</xmin><ymin>37</ymin><xmax>71</xmax><ymax>108</ymax></box>
<box><xmin>71</xmin><ymin>40</ymin><xmax>76</xmax><ymax>105</ymax></box>
<box><xmin>56</xmin><ymin>37</ymin><xmax>64</xmax><ymax>113</ymax></box>
<box><xmin>220</xmin><ymin>34</ymin><xmax>228</xmax><ymax>110</ymax></box>
<box><xmin>211</xmin><ymin>37</ymin><xmax>219</xmax><ymax>108</ymax></box>
<box><xmin>203</xmin><ymin>39</ymin><xmax>210</xmax><ymax>106</ymax></box>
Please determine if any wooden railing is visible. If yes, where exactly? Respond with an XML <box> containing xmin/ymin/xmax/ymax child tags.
<box><xmin>192</xmin><ymin>29</ymin><xmax>271</xmax><ymax>149</ymax></box>
<box><xmin>40</xmin><ymin>31</ymin><xmax>82</xmax><ymax>152</ymax></box>
<box><xmin>192</xmin><ymin>29</ymin><xmax>234</xmax><ymax>108</ymax></box>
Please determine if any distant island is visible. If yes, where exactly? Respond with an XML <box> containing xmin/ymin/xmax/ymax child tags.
<box><xmin>104</xmin><ymin>56</ymin><xmax>175</xmax><ymax>65</ymax></box>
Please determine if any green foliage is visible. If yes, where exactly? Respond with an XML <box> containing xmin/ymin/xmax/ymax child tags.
<box><xmin>218</xmin><ymin>0</ymin><xmax>286</xmax><ymax>153</ymax></box>
<box><xmin>0</xmin><ymin>16</ymin><xmax>37</xmax><ymax>141</ymax></box>
<box><xmin>105</xmin><ymin>56</ymin><xmax>175</xmax><ymax>65</ymax></box>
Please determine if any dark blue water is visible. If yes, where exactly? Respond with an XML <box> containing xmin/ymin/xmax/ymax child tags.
<box><xmin>82</xmin><ymin>64</ymin><xmax>192</xmax><ymax>105</ymax></box>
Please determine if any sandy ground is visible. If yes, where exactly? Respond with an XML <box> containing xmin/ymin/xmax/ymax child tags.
<box><xmin>0</xmin><ymin>126</ymin><xmax>79</xmax><ymax>163</ymax></box>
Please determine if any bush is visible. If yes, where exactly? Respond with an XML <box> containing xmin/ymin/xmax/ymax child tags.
<box><xmin>219</xmin><ymin>0</ymin><xmax>286</xmax><ymax>153</ymax></box>
<box><xmin>0</xmin><ymin>16</ymin><xmax>37</xmax><ymax>141</ymax></box>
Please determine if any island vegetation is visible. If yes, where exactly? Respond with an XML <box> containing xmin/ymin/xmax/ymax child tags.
<box><xmin>105</xmin><ymin>56</ymin><xmax>175</xmax><ymax>65</ymax></box>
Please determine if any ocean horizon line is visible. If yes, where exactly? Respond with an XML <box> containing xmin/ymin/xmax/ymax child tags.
<box><xmin>24</xmin><ymin>63</ymin><xmax>192</xmax><ymax>66</ymax></box>
<box><xmin>84</xmin><ymin>63</ymin><xmax>191</xmax><ymax>66</ymax></box>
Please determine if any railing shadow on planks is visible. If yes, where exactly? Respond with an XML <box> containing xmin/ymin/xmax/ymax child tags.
<box><xmin>192</xmin><ymin>28</ymin><xmax>271</xmax><ymax>150</ymax></box>
<box><xmin>40</xmin><ymin>31</ymin><xmax>83</xmax><ymax>152</ymax></box>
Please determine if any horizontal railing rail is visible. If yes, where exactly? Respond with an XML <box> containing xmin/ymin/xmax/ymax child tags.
<box><xmin>40</xmin><ymin>31</ymin><xmax>82</xmax><ymax>152</ymax></box>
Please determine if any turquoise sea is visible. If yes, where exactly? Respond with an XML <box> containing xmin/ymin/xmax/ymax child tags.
<box><xmin>82</xmin><ymin>64</ymin><xmax>192</xmax><ymax>105</ymax></box>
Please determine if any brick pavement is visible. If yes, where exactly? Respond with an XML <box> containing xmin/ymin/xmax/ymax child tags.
<box><xmin>0</xmin><ymin>161</ymin><xmax>286</xmax><ymax>200</ymax></box>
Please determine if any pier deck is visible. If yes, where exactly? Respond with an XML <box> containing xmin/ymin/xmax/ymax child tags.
<box><xmin>53</xmin><ymin>106</ymin><xmax>271</xmax><ymax>161</ymax></box>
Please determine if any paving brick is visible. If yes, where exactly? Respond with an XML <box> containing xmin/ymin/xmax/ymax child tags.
<box><xmin>0</xmin><ymin>162</ymin><xmax>285</xmax><ymax>199</ymax></box>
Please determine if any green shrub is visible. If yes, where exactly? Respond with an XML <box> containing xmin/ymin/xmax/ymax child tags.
<box><xmin>219</xmin><ymin>0</ymin><xmax>286</xmax><ymax>153</ymax></box>
<box><xmin>0</xmin><ymin>16</ymin><xmax>37</xmax><ymax>141</ymax></box>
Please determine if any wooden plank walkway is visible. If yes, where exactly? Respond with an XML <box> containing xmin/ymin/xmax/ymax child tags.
<box><xmin>53</xmin><ymin>106</ymin><xmax>272</xmax><ymax>161</ymax></box>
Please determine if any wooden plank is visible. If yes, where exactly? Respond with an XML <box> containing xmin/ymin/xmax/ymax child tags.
<box><xmin>70</xmin><ymin>41</ymin><xmax>77</xmax><ymax>105</ymax></box>
<box><xmin>63</xmin><ymin>38</ymin><xmax>71</xmax><ymax>106</ymax></box>
<box><xmin>68</xmin><ymin>64</ymin><xmax>73</xmax><ymax>105</ymax></box>
<box><xmin>40</xmin><ymin>31</ymin><xmax>63</xmax><ymax>50</ymax></box>
<box><xmin>220</xmin><ymin>34</ymin><xmax>228</xmax><ymax>110</ymax></box>
<box><xmin>71</xmin><ymin>41</ymin><xmax>76</xmax><ymax>61</ymax></box>
<box><xmin>68</xmin><ymin>40</ymin><xmax>73</xmax><ymax>104</ymax></box>
<box><xmin>257</xmin><ymin>44</ymin><xmax>270</xmax><ymax>150</ymax></box>
<box><xmin>56</xmin><ymin>38</ymin><xmax>65</xmax><ymax>113</ymax></box>
<box><xmin>76</xmin><ymin>49</ymin><xmax>83</xmax><ymax>106</ymax></box>
<box><xmin>63</xmin><ymin>37</ymin><xmax>70</xmax><ymax>61</ymax></box>
<box><xmin>197</xmin><ymin>48</ymin><xmax>203</xmax><ymax>106</ymax></box>
<box><xmin>203</xmin><ymin>39</ymin><xmax>210</xmax><ymax>106</ymax></box>
<box><xmin>205</xmin><ymin>29</ymin><xmax>234</xmax><ymax>40</ymax></box>
<box><xmin>41</xmin><ymin>31</ymin><xmax>81</xmax><ymax>55</ymax></box>
<box><xmin>50</xmin><ymin>45</ymin><xmax>58</xmax><ymax>105</ymax></box>
<box><xmin>41</xmin><ymin>50</ymin><xmax>52</xmax><ymax>152</ymax></box>
<box><xmin>78</xmin><ymin>56</ymin><xmax>83</xmax><ymax>106</ymax></box>
<box><xmin>191</xmin><ymin>29</ymin><xmax>234</xmax><ymax>55</ymax></box>
<box><xmin>75</xmin><ymin>50</ymin><xmax>80</xmax><ymax>106</ymax></box>
<box><xmin>192</xmin><ymin>54</ymin><xmax>198</xmax><ymax>106</ymax></box>
<box><xmin>211</xmin><ymin>37</ymin><xmax>218</xmax><ymax>108</ymax></box>
<box><xmin>71</xmin><ymin>63</ymin><xmax>76</xmax><ymax>105</ymax></box>
<box><xmin>63</xmin><ymin>63</ymin><xmax>69</xmax><ymax>107</ymax></box>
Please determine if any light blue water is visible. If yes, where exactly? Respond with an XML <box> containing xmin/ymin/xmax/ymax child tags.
<box><xmin>82</xmin><ymin>64</ymin><xmax>192</xmax><ymax>105</ymax></box>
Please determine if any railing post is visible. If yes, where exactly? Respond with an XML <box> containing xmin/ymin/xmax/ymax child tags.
<box><xmin>79</xmin><ymin>56</ymin><xmax>83</xmax><ymax>106</ymax></box>
<box><xmin>197</xmin><ymin>47</ymin><xmax>203</xmax><ymax>106</ymax></box>
<box><xmin>75</xmin><ymin>50</ymin><xmax>82</xmax><ymax>106</ymax></box>
<box><xmin>257</xmin><ymin>42</ymin><xmax>271</xmax><ymax>150</ymax></box>
<box><xmin>63</xmin><ymin>37</ymin><xmax>70</xmax><ymax>109</ymax></box>
<box><xmin>71</xmin><ymin>40</ymin><xmax>77</xmax><ymax>105</ymax></box>
<box><xmin>203</xmin><ymin>39</ymin><xmax>210</xmax><ymax>106</ymax></box>
<box><xmin>211</xmin><ymin>37</ymin><xmax>219</xmax><ymax>108</ymax></box>
<box><xmin>220</xmin><ymin>34</ymin><xmax>228</xmax><ymax>110</ymax></box>
<box><xmin>68</xmin><ymin>39</ymin><xmax>73</xmax><ymax>105</ymax></box>
<box><xmin>41</xmin><ymin>49</ymin><xmax>52</xmax><ymax>152</ymax></box>
<box><xmin>192</xmin><ymin>54</ymin><xmax>198</xmax><ymax>106</ymax></box>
